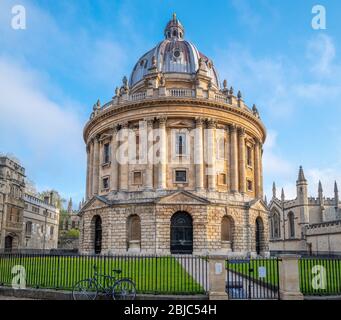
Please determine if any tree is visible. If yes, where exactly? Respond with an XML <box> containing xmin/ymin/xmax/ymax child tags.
<box><xmin>66</xmin><ymin>229</ymin><xmax>80</xmax><ymax>239</ymax></box>
<box><xmin>38</xmin><ymin>190</ymin><xmax>66</xmax><ymax>210</ymax></box>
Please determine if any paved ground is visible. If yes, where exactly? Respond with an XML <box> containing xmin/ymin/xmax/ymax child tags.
<box><xmin>0</xmin><ymin>295</ymin><xmax>35</xmax><ymax>300</ymax></box>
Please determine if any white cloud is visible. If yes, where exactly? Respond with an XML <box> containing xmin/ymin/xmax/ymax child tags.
<box><xmin>0</xmin><ymin>56</ymin><xmax>84</xmax><ymax>162</ymax></box>
<box><xmin>307</xmin><ymin>34</ymin><xmax>336</xmax><ymax>76</ymax></box>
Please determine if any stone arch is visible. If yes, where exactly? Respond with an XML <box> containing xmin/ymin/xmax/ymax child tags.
<box><xmin>288</xmin><ymin>211</ymin><xmax>295</xmax><ymax>238</ymax></box>
<box><xmin>127</xmin><ymin>214</ymin><xmax>141</xmax><ymax>252</ymax></box>
<box><xmin>4</xmin><ymin>233</ymin><xmax>19</xmax><ymax>252</ymax></box>
<box><xmin>170</xmin><ymin>211</ymin><xmax>193</xmax><ymax>254</ymax></box>
<box><xmin>221</xmin><ymin>215</ymin><xmax>234</xmax><ymax>251</ymax></box>
<box><xmin>90</xmin><ymin>215</ymin><xmax>102</xmax><ymax>254</ymax></box>
<box><xmin>255</xmin><ymin>217</ymin><xmax>265</xmax><ymax>255</ymax></box>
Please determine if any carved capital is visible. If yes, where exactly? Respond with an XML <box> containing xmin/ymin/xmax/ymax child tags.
<box><xmin>195</xmin><ymin>117</ymin><xmax>205</xmax><ymax>127</ymax></box>
<box><xmin>144</xmin><ymin>117</ymin><xmax>155</xmax><ymax>127</ymax></box>
<box><xmin>207</xmin><ymin>118</ymin><xmax>217</xmax><ymax>129</ymax></box>
<box><xmin>157</xmin><ymin>117</ymin><xmax>167</xmax><ymax>127</ymax></box>
<box><xmin>238</xmin><ymin>127</ymin><xmax>246</xmax><ymax>137</ymax></box>
<box><xmin>229</xmin><ymin>123</ymin><xmax>237</xmax><ymax>133</ymax></box>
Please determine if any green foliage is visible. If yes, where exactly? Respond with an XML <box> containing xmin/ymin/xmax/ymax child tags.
<box><xmin>66</xmin><ymin>229</ymin><xmax>80</xmax><ymax>238</ymax></box>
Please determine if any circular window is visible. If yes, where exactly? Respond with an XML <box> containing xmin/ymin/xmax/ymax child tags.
<box><xmin>173</xmin><ymin>49</ymin><xmax>181</xmax><ymax>59</ymax></box>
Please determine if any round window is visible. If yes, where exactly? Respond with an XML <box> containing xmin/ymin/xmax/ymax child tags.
<box><xmin>173</xmin><ymin>49</ymin><xmax>181</xmax><ymax>58</ymax></box>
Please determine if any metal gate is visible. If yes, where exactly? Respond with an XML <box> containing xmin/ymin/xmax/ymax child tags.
<box><xmin>226</xmin><ymin>258</ymin><xmax>280</xmax><ymax>300</ymax></box>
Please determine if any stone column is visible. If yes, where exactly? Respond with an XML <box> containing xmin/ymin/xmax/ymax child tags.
<box><xmin>208</xmin><ymin>255</ymin><xmax>229</xmax><ymax>300</ymax></box>
<box><xmin>88</xmin><ymin>140</ymin><xmax>94</xmax><ymax>198</ymax></box>
<box><xmin>254</xmin><ymin>139</ymin><xmax>261</xmax><ymax>198</ymax></box>
<box><xmin>85</xmin><ymin>143</ymin><xmax>90</xmax><ymax>199</ymax></box>
<box><xmin>145</xmin><ymin>118</ymin><xmax>154</xmax><ymax>190</ymax></box>
<box><xmin>278</xmin><ymin>255</ymin><xmax>304</xmax><ymax>300</ymax></box>
<box><xmin>238</xmin><ymin>127</ymin><xmax>246</xmax><ymax>194</ymax></box>
<box><xmin>157</xmin><ymin>117</ymin><xmax>167</xmax><ymax>190</ymax></box>
<box><xmin>259</xmin><ymin>143</ymin><xmax>264</xmax><ymax>198</ymax></box>
<box><xmin>119</xmin><ymin>123</ymin><xmax>129</xmax><ymax>191</ymax></box>
<box><xmin>92</xmin><ymin>136</ymin><xmax>100</xmax><ymax>195</ymax></box>
<box><xmin>229</xmin><ymin>124</ymin><xmax>239</xmax><ymax>193</ymax></box>
<box><xmin>207</xmin><ymin>119</ymin><xmax>217</xmax><ymax>191</ymax></box>
<box><xmin>225</xmin><ymin>126</ymin><xmax>231</xmax><ymax>192</ymax></box>
<box><xmin>194</xmin><ymin>117</ymin><xmax>204</xmax><ymax>191</ymax></box>
<box><xmin>110</xmin><ymin>126</ymin><xmax>119</xmax><ymax>191</ymax></box>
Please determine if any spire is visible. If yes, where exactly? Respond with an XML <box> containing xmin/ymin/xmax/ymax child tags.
<box><xmin>264</xmin><ymin>195</ymin><xmax>268</xmax><ymax>206</ymax></box>
<box><xmin>318</xmin><ymin>180</ymin><xmax>323</xmax><ymax>193</ymax></box>
<box><xmin>67</xmin><ymin>198</ymin><xmax>73</xmax><ymax>214</ymax></box>
<box><xmin>272</xmin><ymin>182</ymin><xmax>277</xmax><ymax>199</ymax></box>
<box><xmin>164</xmin><ymin>13</ymin><xmax>185</xmax><ymax>39</ymax></box>
<box><xmin>297</xmin><ymin>166</ymin><xmax>307</xmax><ymax>183</ymax></box>
<box><xmin>281</xmin><ymin>188</ymin><xmax>285</xmax><ymax>202</ymax></box>
<box><xmin>335</xmin><ymin>181</ymin><xmax>339</xmax><ymax>209</ymax></box>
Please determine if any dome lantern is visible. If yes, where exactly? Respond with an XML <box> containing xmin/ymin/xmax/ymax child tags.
<box><xmin>164</xmin><ymin>13</ymin><xmax>185</xmax><ymax>40</ymax></box>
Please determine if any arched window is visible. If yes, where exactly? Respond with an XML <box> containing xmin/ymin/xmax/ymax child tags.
<box><xmin>25</xmin><ymin>221</ymin><xmax>32</xmax><ymax>235</ymax></box>
<box><xmin>91</xmin><ymin>215</ymin><xmax>102</xmax><ymax>254</ymax></box>
<box><xmin>271</xmin><ymin>210</ymin><xmax>281</xmax><ymax>239</ymax></box>
<box><xmin>127</xmin><ymin>215</ymin><xmax>141</xmax><ymax>242</ymax></box>
<box><xmin>288</xmin><ymin>212</ymin><xmax>295</xmax><ymax>238</ymax></box>
<box><xmin>221</xmin><ymin>216</ymin><xmax>234</xmax><ymax>242</ymax></box>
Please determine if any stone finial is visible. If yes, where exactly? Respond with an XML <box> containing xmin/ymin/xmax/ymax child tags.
<box><xmin>334</xmin><ymin>181</ymin><xmax>339</xmax><ymax>193</ymax></box>
<box><xmin>115</xmin><ymin>87</ymin><xmax>120</xmax><ymax>96</ymax></box>
<box><xmin>281</xmin><ymin>188</ymin><xmax>285</xmax><ymax>202</ymax></box>
<box><xmin>223</xmin><ymin>79</ymin><xmax>227</xmax><ymax>89</ymax></box>
<box><xmin>272</xmin><ymin>182</ymin><xmax>276</xmax><ymax>199</ymax></box>
<box><xmin>122</xmin><ymin>76</ymin><xmax>128</xmax><ymax>86</ymax></box>
<box><xmin>229</xmin><ymin>86</ymin><xmax>234</xmax><ymax>95</ymax></box>
<box><xmin>237</xmin><ymin>90</ymin><xmax>242</xmax><ymax>99</ymax></box>
<box><xmin>152</xmin><ymin>55</ymin><xmax>157</xmax><ymax>67</ymax></box>
<box><xmin>252</xmin><ymin>104</ymin><xmax>259</xmax><ymax>117</ymax></box>
<box><xmin>67</xmin><ymin>197</ymin><xmax>73</xmax><ymax>213</ymax></box>
<box><xmin>264</xmin><ymin>195</ymin><xmax>268</xmax><ymax>205</ymax></box>
<box><xmin>96</xmin><ymin>99</ymin><xmax>101</xmax><ymax>109</ymax></box>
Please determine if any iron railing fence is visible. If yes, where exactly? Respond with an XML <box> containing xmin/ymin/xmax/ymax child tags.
<box><xmin>271</xmin><ymin>250</ymin><xmax>341</xmax><ymax>258</ymax></box>
<box><xmin>299</xmin><ymin>256</ymin><xmax>341</xmax><ymax>296</ymax></box>
<box><xmin>226</xmin><ymin>257</ymin><xmax>280</xmax><ymax>300</ymax></box>
<box><xmin>0</xmin><ymin>253</ymin><xmax>208</xmax><ymax>295</ymax></box>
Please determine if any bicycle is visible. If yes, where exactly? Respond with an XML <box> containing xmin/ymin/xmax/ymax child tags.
<box><xmin>72</xmin><ymin>265</ymin><xmax>136</xmax><ymax>300</ymax></box>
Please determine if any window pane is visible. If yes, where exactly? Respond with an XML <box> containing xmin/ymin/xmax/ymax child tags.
<box><xmin>175</xmin><ymin>170</ymin><xmax>187</xmax><ymax>182</ymax></box>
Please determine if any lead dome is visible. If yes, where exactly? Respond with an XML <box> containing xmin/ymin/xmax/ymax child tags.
<box><xmin>129</xmin><ymin>13</ymin><xmax>220</xmax><ymax>89</ymax></box>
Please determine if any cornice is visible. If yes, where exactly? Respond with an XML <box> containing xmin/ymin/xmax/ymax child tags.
<box><xmin>83</xmin><ymin>98</ymin><xmax>267</xmax><ymax>143</ymax></box>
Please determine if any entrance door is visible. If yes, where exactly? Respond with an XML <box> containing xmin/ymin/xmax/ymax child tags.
<box><xmin>5</xmin><ymin>236</ymin><xmax>13</xmax><ymax>253</ymax></box>
<box><xmin>94</xmin><ymin>216</ymin><xmax>102</xmax><ymax>254</ymax></box>
<box><xmin>170</xmin><ymin>212</ymin><xmax>193</xmax><ymax>254</ymax></box>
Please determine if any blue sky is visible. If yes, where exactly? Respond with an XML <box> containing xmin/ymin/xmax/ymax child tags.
<box><xmin>1</xmin><ymin>0</ymin><xmax>341</xmax><ymax>208</ymax></box>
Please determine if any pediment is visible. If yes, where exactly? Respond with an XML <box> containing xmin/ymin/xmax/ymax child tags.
<box><xmin>167</xmin><ymin>119</ymin><xmax>194</xmax><ymax>128</ymax></box>
<box><xmin>79</xmin><ymin>196</ymin><xmax>109</xmax><ymax>213</ymax></box>
<box><xmin>156</xmin><ymin>191</ymin><xmax>210</xmax><ymax>205</ymax></box>
<box><xmin>249</xmin><ymin>198</ymin><xmax>269</xmax><ymax>212</ymax></box>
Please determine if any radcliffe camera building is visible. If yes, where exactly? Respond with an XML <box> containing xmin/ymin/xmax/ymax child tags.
<box><xmin>80</xmin><ymin>15</ymin><xmax>268</xmax><ymax>256</ymax></box>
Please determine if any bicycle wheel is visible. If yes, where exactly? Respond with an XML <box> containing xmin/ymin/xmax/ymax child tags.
<box><xmin>112</xmin><ymin>279</ymin><xmax>136</xmax><ymax>300</ymax></box>
<box><xmin>72</xmin><ymin>279</ymin><xmax>98</xmax><ymax>300</ymax></box>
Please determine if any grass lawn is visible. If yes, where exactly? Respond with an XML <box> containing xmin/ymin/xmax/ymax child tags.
<box><xmin>0</xmin><ymin>255</ymin><xmax>204</xmax><ymax>295</ymax></box>
<box><xmin>226</xmin><ymin>258</ymin><xmax>341</xmax><ymax>296</ymax></box>
<box><xmin>299</xmin><ymin>258</ymin><xmax>341</xmax><ymax>295</ymax></box>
